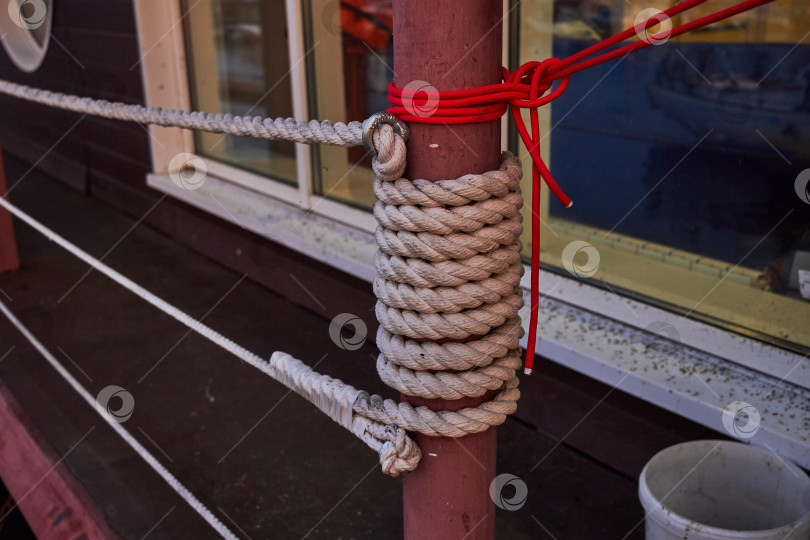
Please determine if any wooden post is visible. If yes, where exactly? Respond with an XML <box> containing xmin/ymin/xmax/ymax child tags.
<box><xmin>394</xmin><ymin>2</ymin><xmax>503</xmax><ymax>539</ymax></box>
<box><xmin>0</xmin><ymin>147</ymin><xmax>20</xmax><ymax>273</ymax></box>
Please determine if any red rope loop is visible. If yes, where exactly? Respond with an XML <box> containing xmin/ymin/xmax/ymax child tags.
<box><xmin>387</xmin><ymin>58</ymin><xmax>573</xmax><ymax>208</ymax></box>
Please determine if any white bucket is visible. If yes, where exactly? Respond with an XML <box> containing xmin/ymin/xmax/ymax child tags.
<box><xmin>639</xmin><ymin>440</ymin><xmax>810</xmax><ymax>539</ymax></box>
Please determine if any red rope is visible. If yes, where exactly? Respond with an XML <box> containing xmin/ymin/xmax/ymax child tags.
<box><xmin>386</xmin><ymin>0</ymin><xmax>777</xmax><ymax>375</ymax></box>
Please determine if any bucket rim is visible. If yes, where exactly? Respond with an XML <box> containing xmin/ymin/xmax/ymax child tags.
<box><xmin>638</xmin><ymin>440</ymin><xmax>810</xmax><ymax>539</ymax></box>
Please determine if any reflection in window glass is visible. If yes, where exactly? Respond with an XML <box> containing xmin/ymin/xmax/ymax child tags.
<box><xmin>183</xmin><ymin>0</ymin><xmax>297</xmax><ymax>184</ymax></box>
<box><xmin>307</xmin><ymin>0</ymin><xmax>393</xmax><ymax>209</ymax></box>
<box><xmin>520</xmin><ymin>0</ymin><xmax>810</xmax><ymax>350</ymax></box>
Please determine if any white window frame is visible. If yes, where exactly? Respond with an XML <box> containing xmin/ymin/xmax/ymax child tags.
<box><xmin>133</xmin><ymin>0</ymin><xmax>810</xmax><ymax>468</ymax></box>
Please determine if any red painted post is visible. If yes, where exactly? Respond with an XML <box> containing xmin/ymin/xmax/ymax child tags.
<box><xmin>394</xmin><ymin>2</ymin><xmax>503</xmax><ymax>539</ymax></box>
<box><xmin>0</xmin><ymin>148</ymin><xmax>20</xmax><ymax>273</ymax></box>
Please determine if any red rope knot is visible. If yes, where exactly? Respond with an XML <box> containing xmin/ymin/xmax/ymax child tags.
<box><xmin>503</xmin><ymin>57</ymin><xmax>566</xmax><ymax>105</ymax></box>
<box><xmin>503</xmin><ymin>58</ymin><xmax>572</xmax><ymax>208</ymax></box>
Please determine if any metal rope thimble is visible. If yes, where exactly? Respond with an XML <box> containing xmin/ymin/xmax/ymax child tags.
<box><xmin>361</xmin><ymin>112</ymin><xmax>409</xmax><ymax>159</ymax></box>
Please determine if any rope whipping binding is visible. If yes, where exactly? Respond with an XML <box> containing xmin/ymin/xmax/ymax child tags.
<box><xmin>366</xmin><ymin>123</ymin><xmax>525</xmax><ymax>435</ymax></box>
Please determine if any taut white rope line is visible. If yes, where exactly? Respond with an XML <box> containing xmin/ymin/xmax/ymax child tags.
<box><xmin>0</xmin><ymin>196</ymin><xmax>420</xmax><ymax>476</ymax></box>
<box><xmin>0</xmin><ymin>299</ymin><xmax>239</xmax><ymax>540</ymax></box>
<box><xmin>0</xmin><ymin>80</ymin><xmax>363</xmax><ymax>147</ymax></box>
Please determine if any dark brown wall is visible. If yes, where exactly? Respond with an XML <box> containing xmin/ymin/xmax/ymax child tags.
<box><xmin>0</xmin><ymin>0</ymin><xmax>150</xmax><ymax>196</ymax></box>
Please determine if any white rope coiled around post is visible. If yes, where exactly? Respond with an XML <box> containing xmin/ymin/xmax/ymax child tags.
<box><xmin>364</xmin><ymin>124</ymin><xmax>526</xmax><ymax>438</ymax></box>
<box><xmin>0</xmin><ymin>80</ymin><xmax>363</xmax><ymax>147</ymax></box>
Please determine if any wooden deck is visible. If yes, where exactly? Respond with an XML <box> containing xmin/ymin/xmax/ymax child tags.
<box><xmin>0</xmin><ymin>155</ymin><xmax>721</xmax><ymax>538</ymax></box>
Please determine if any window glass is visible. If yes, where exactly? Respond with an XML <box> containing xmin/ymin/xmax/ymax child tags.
<box><xmin>520</xmin><ymin>0</ymin><xmax>810</xmax><ymax>351</ymax></box>
<box><xmin>183</xmin><ymin>0</ymin><xmax>297</xmax><ymax>184</ymax></box>
<box><xmin>305</xmin><ymin>0</ymin><xmax>393</xmax><ymax>209</ymax></box>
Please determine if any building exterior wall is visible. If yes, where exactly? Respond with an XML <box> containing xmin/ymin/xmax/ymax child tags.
<box><xmin>0</xmin><ymin>0</ymin><xmax>150</xmax><ymax>197</ymax></box>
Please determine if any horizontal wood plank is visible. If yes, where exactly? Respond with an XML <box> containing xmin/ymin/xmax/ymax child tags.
<box><xmin>0</xmin><ymin>379</ymin><xmax>116</xmax><ymax>540</ymax></box>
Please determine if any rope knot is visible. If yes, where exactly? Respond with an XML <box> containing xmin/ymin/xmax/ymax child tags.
<box><xmin>502</xmin><ymin>58</ymin><xmax>569</xmax><ymax>107</ymax></box>
<box><xmin>378</xmin><ymin>426</ymin><xmax>422</xmax><ymax>477</ymax></box>
<box><xmin>385</xmin><ymin>59</ymin><xmax>572</xmax><ymax>208</ymax></box>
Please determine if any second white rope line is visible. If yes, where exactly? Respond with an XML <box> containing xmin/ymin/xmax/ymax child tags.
<box><xmin>0</xmin><ymin>299</ymin><xmax>239</xmax><ymax>540</ymax></box>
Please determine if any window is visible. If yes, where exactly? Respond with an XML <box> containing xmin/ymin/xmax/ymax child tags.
<box><xmin>183</xmin><ymin>0</ymin><xmax>297</xmax><ymax>184</ymax></box>
<box><xmin>304</xmin><ymin>0</ymin><xmax>392</xmax><ymax>209</ymax></box>
<box><xmin>0</xmin><ymin>0</ymin><xmax>52</xmax><ymax>72</ymax></box>
<box><xmin>519</xmin><ymin>0</ymin><xmax>810</xmax><ymax>352</ymax></box>
<box><xmin>158</xmin><ymin>0</ymin><xmax>810</xmax><ymax>355</ymax></box>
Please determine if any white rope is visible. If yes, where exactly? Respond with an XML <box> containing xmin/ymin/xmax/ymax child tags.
<box><xmin>269</xmin><ymin>353</ymin><xmax>420</xmax><ymax>476</ymax></box>
<box><xmin>0</xmin><ymin>126</ymin><xmax>524</xmax><ymax>440</ymax></box>
<box><xmin>366</xmin><ymin>148</ymin><xmax>526</xmax><ymax>437</ymax></box>
<box><xmin>0</xmin><ymin>299</ymin><xmax>239</xmax><ymax>540</ymax></box>
<box><xmin>0</xmin><ymin>165</ymin><xmax>522</xmax><ymax>441</ymax></box>
<box><xmin>0</xmin><ymin>196</ymin><xmax>420</xmax><ymax>475</ymax></box>
<box><xmin>0</xmin><ymin>80</ymin><xmax>363</xmax><ymax>147</ymax></box>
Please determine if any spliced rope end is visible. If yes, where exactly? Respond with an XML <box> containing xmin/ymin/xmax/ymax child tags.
<box><xmin>0</xmin><ymin>192</ymin><xmax>421</xmax><ymax>476</ymax></box>
<box><xmin>269</xmin><ymin>352</ymin><xmax>420</xmax><ymax>476</ymax></box>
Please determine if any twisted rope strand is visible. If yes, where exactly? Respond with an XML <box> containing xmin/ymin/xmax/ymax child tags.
<box><xmin>0</xmin><ymin>80</ymin><xmax>363</xmax><ymax>147</ymax></box>
<box><xmin>376</xmin><ymin>319</ymin><xmax>522</xmax><ymax>372</ymax></box>
<box><xmin>353</xmin><ymin>379</ymin><xmax>521</xmax><ymax>438</ymax></box>
<box><xmin>370</xmin><ymin>130</ymin><xmax>526</xmax><ymax>435</ymax></box>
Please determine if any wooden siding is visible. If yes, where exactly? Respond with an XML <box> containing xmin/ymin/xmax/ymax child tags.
<box><xmin>0</xmin><ymin>0</ymin><xmax>149</xmax><ymax>195</ymax></box>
